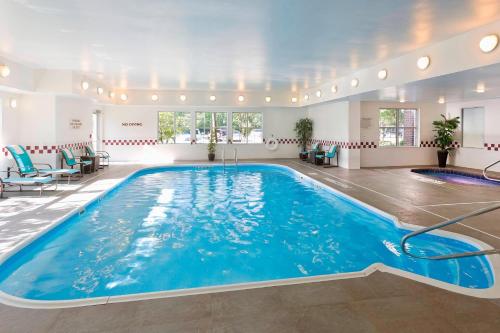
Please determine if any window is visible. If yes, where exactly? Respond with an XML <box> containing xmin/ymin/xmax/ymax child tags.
<box><xmin>196</xmin><ymin>112</ymin><xmax>228</xmax><ymax>143</ymax></box>
<box><xmin>462</xmin><ymin>107</ymin><xmax>485</xmax><ymax>148</ymax></box>
<box><xmin>379</xmin><ymin>108</ymin><xmax>418</xmax><ymax>147</ymax></box>
<box><xmin>232</xmin><ymin>112</ymin><xmax>263</xmax><ymax>144</ymax></box>
<box><xmin>158</xmin><ymin>111</ymin><xmax>192</xmax><ymax>143</ymax></box>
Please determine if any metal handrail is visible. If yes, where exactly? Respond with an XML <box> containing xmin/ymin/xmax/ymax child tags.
<box><xmin>401</xmin><ymin>203</ymin><xmax>500</xmax><ymax>260</ymax></box>
<box><xmin>483</xmin><ymin>159</ymin><xmax>500</xmax><ymax>182</ymax></box>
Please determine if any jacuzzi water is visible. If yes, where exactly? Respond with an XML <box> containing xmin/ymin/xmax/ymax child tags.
<box><xmin>413</xmin><ymin>169</ymin><xmax>500</xmax><ymax>186</ymax></box>
<box><xmin>0</xmin><ymin>165</ymin><xmax>494</xmax><ymax>301</ymax></box>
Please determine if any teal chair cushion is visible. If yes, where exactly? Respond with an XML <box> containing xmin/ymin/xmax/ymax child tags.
<box><xmin>326</xmin><ymin>145</ymin><xmax>337</xmax><ymax>158</ymax></box>
<box><xmin>6</xmin><ymin>145</ymin><xmax>36</xmax><ymax>174</ymax></box>
<box><xmin>61</xmin><ymin>148</ymin><xmax>78</xmax><ymax>167</ymax></box>
<box><xmin>85</xmin><ymin>145</ymin><xmax>96</xmax><ymax>157</ymax></box>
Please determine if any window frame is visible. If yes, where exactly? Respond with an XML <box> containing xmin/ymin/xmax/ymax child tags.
<box><xmin>378</xmin><ymin>108</ymin><xmax>420</xmax><ymax>148</ymax></box>
<box><xmin>157</xmin><ymin>111</ymin><xmax>192</xmax><ymax>144</ymax></box>
<box><xmin>231</xmin><ymin>111</ymin><xmax>264</xmax><ymax>144</ymax></box>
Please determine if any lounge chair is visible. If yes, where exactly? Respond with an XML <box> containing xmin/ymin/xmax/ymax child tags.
<box><xmin>6</xmin><ymin>145</ymin><xmax>80</xmax><ymax>184</ymax></box>
<box><xmin>308</xmin><ymin>143</ymin><xmax>321</xmax><ymax>163</ymax></box>
<box><xmin>84</xmin><ymin>145</ymin><xmax>110</xmax><ymax>168</ymax></box>
<box><xmin>0</xmin><ymin>170</ymin><xmax>53</xmax><ymax>198</ymax></box>
<box><xmin>61</xmin><ymin>148</ymin><xmax>92</xmax><ymax>175</ymax></box>
<box><xmin>320</xmin><ymin>145</ymin><xmax>338</xmax><ymax>168</ymax></box>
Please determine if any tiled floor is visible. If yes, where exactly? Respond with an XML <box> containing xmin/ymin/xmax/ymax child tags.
<box><xmin>0</xmin><ymin>160</ymin><xmax>499</xmax><ymax>332</ymax></box>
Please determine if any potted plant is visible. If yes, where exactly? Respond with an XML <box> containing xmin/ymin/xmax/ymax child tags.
<box><xmin>432</xmin><ymin>114</ymin><xmax>460</xmax><ymax>168</ymax></box>
<box><xmin>294</xmin><ymin>118</ymin><xmax>313</xmax><ymax>160</ymax></box>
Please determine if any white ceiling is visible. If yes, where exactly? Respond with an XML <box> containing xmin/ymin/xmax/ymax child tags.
<box><xmin>1</xmin><ymin>0</ymin><xmax>500</xmax><ymax>91</ymax></box>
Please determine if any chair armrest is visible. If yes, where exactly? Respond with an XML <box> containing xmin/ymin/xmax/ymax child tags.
<box><xmin>96</xmin><ymin>151</ymin><xmax>110</xmax><ymax>157</ymax></box>
<box><xmin>0</xmin><ymin>170</ymin><xmax>21</xmax><ymax>176</ymax></box>
<box><xmin>33</xmin><ymin>163</ymin><xmax>53</xmax><ymax>169</ymax></box>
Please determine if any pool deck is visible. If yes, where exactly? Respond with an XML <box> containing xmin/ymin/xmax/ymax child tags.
<box><xmin>0</xmin><ymin>160</ymin><xmax>499</xmax><ymax>332</ymax></box>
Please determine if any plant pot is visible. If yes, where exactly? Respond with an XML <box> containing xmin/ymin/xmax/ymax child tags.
<box><xmin>437</xmin><ymin>150</ymin><xmax>448</xmax><ymax>168</ymax></box>
<box><xmin>299</xmin><ymin>152</ymin><xmax>308</xmax><ymax>161</ymax></box>
<box><xmin>208</xmin><ymin>153</ymin><xmax>215</xmax><ymax>161</ymax></box>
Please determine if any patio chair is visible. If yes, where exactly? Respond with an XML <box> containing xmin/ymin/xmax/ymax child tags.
<box><xmin>321</xmin><ymin>145</ymin><xmax>338</xmax><ymax>168</ymax></box>
<box><xmin>308</xmin><ymin>143</ymin><xmax>321</xmax><ymax>163</ymax></box>
<box><xmin>84</xmin><ymin>145</ymin><xmax>110</xmax><ymax>168</ymax></box>
<box><xmin>61</xmin><ymin>148</ymin><xmax>92</xmax><ymax>175</ymax></box>
<box><xmin>0</xmin><ymin>170</ymin><xmax>53</xmax><ymax>198</ymax></box>
<box><xmin>6</xmin><ymin>145</ymin><xmax>80</xmax><ymax>184</ymax></box>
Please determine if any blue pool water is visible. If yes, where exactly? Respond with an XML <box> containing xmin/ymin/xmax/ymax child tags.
<box><xmin>0</xmin><ymin>165</ymin><xmax>494</xmax><ymax>301</ymax></box>
<box><xmin>413</xmin><ymin>169</ymin><xmax>500</xmax><ymax>186</ymax></box>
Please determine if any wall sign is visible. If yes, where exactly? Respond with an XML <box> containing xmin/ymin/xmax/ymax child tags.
<box><xmin>70</xmin><ymin>119</ymin><xmax>82</xmax><ymax>129</ymax></box>
<box><xmin>122</xmin><ymin>122</ymin><xmax>143</xmax><ymax>127</ymax></box>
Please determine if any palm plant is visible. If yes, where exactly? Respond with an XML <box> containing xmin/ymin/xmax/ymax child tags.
<box><xmin>432</xmin><ymin>114</ymin><xmax>460</xmax><ymax>167</ymax></box>
<box><xmin>294</xmin><ymin>118</ymin><xmax>313</xmax><ymax>151</ymax></box>
<box><xmin>433</xmin><ymin>114</ymin><xmax>460</xmax><ymax>151</ymax></box>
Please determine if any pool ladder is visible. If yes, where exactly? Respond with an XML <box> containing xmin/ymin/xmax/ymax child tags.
<box><xmin>401</xmin><ymin>203</ymin><xmax>500</xmax><ymax>260</ymax></box>
<box><xmin>483</xmin><ymin>159</ymin><xmax>500</xmax><ymax>182</ymax></box>
<box><xmin>222</xmin><ymin>148</ymin><xmax>238</xmax><ymax>171</ymax></box>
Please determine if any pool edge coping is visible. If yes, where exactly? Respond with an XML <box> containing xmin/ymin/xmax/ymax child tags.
<box><xmin>0</xmin><ymin>162</ymin><xmax>498</xmax><ymax>309</ymax></box>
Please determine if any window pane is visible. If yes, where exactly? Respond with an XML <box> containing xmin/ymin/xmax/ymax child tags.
<box><xmin>232</xmin><ymin>112</ymin><xmax>263</xmax><ymax>144</ymax></box>
<box><xmin>379</xmin><ymin>109</ymin><xmax>396</xmax><ymax>127</ymax></box>
<box><xmin>247</xmin><ymin>113</ymin><xmax>263</xmax><ymax>143</ymax></box>
<box><xmin>215</xmin><ymin>112</ymin><xmax>228</xmax><ymax>143</ymax></box>
<box><xmin>379</xmin><ymin>127</ymin><xmax>397</xmax><ymax>147</ymax></box>
<box><xmin>158</xmin><ymin>111</ymin><xmax>175</xmax><ymax>144</ymax></box>
<box><xmin>398</xmin><ymin>127</ymin><xmax>417</xmax><ymax>147</ymax></box>
<box><xmin>174</xmin><ymin>112</ymin><xmax>191</xmax><ymax>143</ymax></box>
<box><xmin>398</xmin><ymin>109</ymin><xmax>417</xmax><ymax>128</ymax></box>
<box><xmin>232</xmin><ymin>113</ymin><xmax>244</xmax><ymax>143</ymax></box>
<box><xmin>462</xmin><ymin>107</ymin><xmax>484</xmax><ymax>148</ymax></box>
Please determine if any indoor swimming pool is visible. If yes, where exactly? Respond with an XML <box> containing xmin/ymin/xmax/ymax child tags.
<box><xmin>0</xmin><ymin>165</ymin><xmax>495</xmax><ymax>304</ymax></box>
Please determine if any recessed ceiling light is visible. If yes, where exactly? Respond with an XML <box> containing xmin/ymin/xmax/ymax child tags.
<box><xmin>399</xmin><ymin>97</ymin><xmax>406</xmax><ymax>103</ymax></box>
<box><xmin>331</xmin><ymin>85</ymin><xmax>337</xmax><ymax>93</ymax></box>
<box><xmin>479</xmin><ymin>34</ymin><xmax>499</xmax><ymax>53</ymax></box>
<box><xmin>179</xmin><ymin>94</ymin><xmax>187</xmax><ymax>102</ymax></box>
<box><xmin>120</xmin><ymin>93</ymin><xmax>128</xmax><ymax>101</ymax></box>
<box><xmin>9</xmin><ymin>98</ymin><xmax>17</xmax><ymax>109</ymax></box>
<box><xmin>0</xmin><ymin>64</ymin><xmax>11</xmax><ymax>78</ymax></box>
<box><xmin>238</xmin><ymin>95</ymin><xmax>245</xmax><ymax>102</ymax></box>
<box><xmin>209</xmin><ymin>95</ymin><xmax>216</xmax><ymax>102</ymax></box>
<box><xmin>316</xmin><ymin>90</ymin><xmax>322</xmax><ymax>98</ymax></box>
<box><xmin>438</xmin><ymin>96</ymin><xmax>446</xmax><ymax>104</ymax></box>
<box><xmin>291</xmin><ymin>97</ymin><xmax>298</xmax><ymax>103</ymax></box>
<box><xmin>351</xmin><ymin>78</ymin><xmax>359</xmax><ymax>87</ymax></box>
<box><xmin>304</xmin><ymin>94</ymin><xmax>309</xmax><ymax>101</ymax></box>
<box><xmin>265</xmin><ymin>96</ymin><xmax>271</xmax><ymax>103</ymax></box>
<box><xmin>378</xmin><ymin>69</ymin><xmax>388</xmax><ymax>80</ymax></box>
<box><xmin>151</xmin><ymin>93</ymin><xmax>159</xmax><ymax>102</ymax></box>
<box><xmin>81</xmin><ymin>81</ymin><xmax>90</xmax><ymax>90</ymax></box>
<box><xmin>417</xmin><ymin>56</ymin><xmax>431</xmax><ymax>70</ymax></box>
<box><xmin>476</xmin><ymin>83</ymin><xmax>486</xmax><ymax>93</ymax></box>
<box><xmin>96</xmin><ymin>87</ymin><xmax>104</xmax><ymax>95</ymax></box>
<box><xmin>109</xmin><ymin>91</ymin><xmax>115</xmax><ymax>99</ymax></box>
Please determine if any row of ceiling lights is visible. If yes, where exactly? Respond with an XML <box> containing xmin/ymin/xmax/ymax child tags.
<box><xmin>81</xmin><ymin>81</ymin><xmax>282</xmax><ymax>104</ymax></box>
<box><xmin>1</xmin><ymin>34</ymin><xmax>498</xmax><ymax>107</ymax></box>
<box><xmin>304</xmin><ymin>34</ymin><xmax>499</xmax><ymax>104</ymax></box>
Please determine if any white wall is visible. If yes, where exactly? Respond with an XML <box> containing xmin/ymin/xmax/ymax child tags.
<box><xmin>101</xmin><ymin>105</ymin><xmax>306</xmax><ymax>162</ymax></box>
<box><xmin>447</xmin><ymin>98</ymin><xmax>500</xmax><ymax>171</ymax></box>
<box><xmin>306</xmin><ymin>100</ymin><xmax>360</xmax><ymax>169</ymax></box>
<box><xmin>360</xmin><ymin>101</ymin><xmax>445</xmax><ymax>167</ymax></box>
<box><xmin>0</xmin><ymin>92</ymin><xmax>20</xmax><ymax>170</ymax></box>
